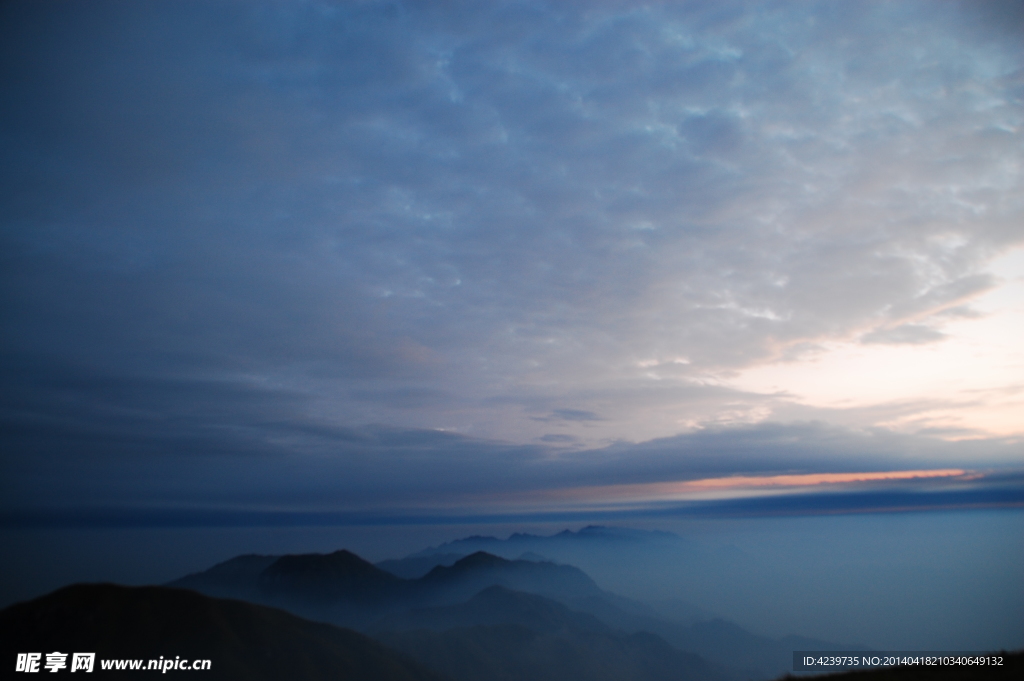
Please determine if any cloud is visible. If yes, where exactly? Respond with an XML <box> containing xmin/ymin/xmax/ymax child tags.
<box><xmin>2</xmin><ymin>0</ymin><xmax>1023</xmax><ymax>515</ymax></box>
<box><xmin>532</xmin><ymin>409</ymin><xmax>605</xmax><ymax>423</ymax></box>
<box><xmin>861</xmin><ymin>323</ymin><xmax>947</xmax><ymax>345</ymax></box>
<box><xmin>3</xmin><ymin>362</ymin><xmax>1021</xmax><ymax>525</ymax></box>
<box><xmin>5</xmin><ymin>2</ymin><xmax>1020</xmax><ymax>379</ymax></box>
<box><xmin>539</xmin><ymin>434</ymin><xmax>578</xmax><ymax>443</ymax></box>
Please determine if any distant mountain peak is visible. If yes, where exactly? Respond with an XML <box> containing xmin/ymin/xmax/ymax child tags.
<box><xmin>418</xmin><ymin>551</ymin><xmax>509</xmax><ymax>580</ymax></box>
<box><xmin>453</xmin><ymin>551</ymin><xmax>509</xmax><ymax>568</ymax></box>
<box><xmin>412</xmin><ymin>525</ymin><xmax>681</xmax><ymax>558</ymax></box>
<box><xmin>257</xmin><ymin>549</ymin><xmax>403</xmax><ymax>606</ymax></box>
<box><xmin>469</xmin><ymin>583</ymin><xmax>520</xmax><ymax>599</ymax></box>
<box><xmin>516</xmin><ymin>551</ymin><xmax>549</xmax><ymax>563</ymax></box>
<box><xmin>265</xmin><ymin>549</ymin><xmax>398</xmax><ymax>580</ymax></box>
<box><xmin>464</xmin><ymin>584</ymin><xmax>588</xmax><ymax>621</ymax></box>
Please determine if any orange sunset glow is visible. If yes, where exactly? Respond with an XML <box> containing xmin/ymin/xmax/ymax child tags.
<box><xmin>523</xmin><ymin>469</ymin><xmax>974</xmax><ymax>507</ymax></box>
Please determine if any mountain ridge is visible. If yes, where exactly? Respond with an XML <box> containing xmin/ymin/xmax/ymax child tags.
<box><xmin>167</xmin><ymin>543</ymin><xmax>865</xmax><ymax>679</ymax></box>
<box><xmin>169</xmin><ymin>548</ymin><xmax>603</xmax><ymax>629</ymax></box>
<box><xmin>0</xmin><ymin>583</ymin><xmax>445</xmax><ymax>681</ymax></box>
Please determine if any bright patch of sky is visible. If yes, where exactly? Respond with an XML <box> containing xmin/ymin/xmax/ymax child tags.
<box><xmin>734</xmin><ymin>248</ymin><xmax>1024</xmax><ymax>438</ymax></box>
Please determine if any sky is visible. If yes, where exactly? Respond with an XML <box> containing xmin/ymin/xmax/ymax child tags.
<box><xmin>2</xmin><ymin>1</ymin><xmax>1024</xmax><ymax>540</ymax></box>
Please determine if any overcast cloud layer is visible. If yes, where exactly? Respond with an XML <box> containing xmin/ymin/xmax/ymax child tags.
<box><xmin>2</xmin><ymin>1</ymin><xmax>1023</xmax><ymax>522</ymax></box>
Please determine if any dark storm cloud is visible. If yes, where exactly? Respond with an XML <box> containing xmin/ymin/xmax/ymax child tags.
<box><xmin>2</xmin><ymin>1</ymin><xmax>1023</xmax><ymax>520</ymax></box>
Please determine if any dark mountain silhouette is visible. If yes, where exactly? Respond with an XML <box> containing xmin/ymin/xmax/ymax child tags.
<box><xmin>171</xmin><ymin>548</ymin><xmax>404</xmax><ymax>626</ymax></box>
<box><xmin>0</xmin><ymin>583</ymin><xmax>445</xmax><ymax>681</ymax></box>
<box><xmin>380</xmin><ymin>527</ymin><xmax>876</xmax><ymax>679</ymax></box>
<box><xmin>377</xmin><ymin>553</ymin><xmax>465</xmax><ymax>579</ymax></box>
<box><xmin>169</xmin><ymin>549</ymin><xmax>602</xmax><ymax>628</ymax></box>
<box><xmin>418</xmin><ymin>551</ymin><xmax>603</xmax><ymax>603</ymax></box>
<box><xmin>168</xmin><ymin>545</ymin><xmax>867</xmax><ymax>680</ymax></box>
<box><xmin>369</xmin><ymin>585</ymin><xmax>733</xmax><ymax>681</ymax></box>
<box><xmin>387</xmin><ymin>525</ymin><xmax>715</xmax><ymax>623</ymax></box>
<box><xmin>368</xmin><ymin>583</ymin><xmax>733</xmax><ymax>681</ymax></box>
<box><xmin>259</xmin><ymin>549</ymin><xmax>403</xmax><ymax>602</ymax></box>
<box><xmin>257</xmin><ymin>549</ymin><xmax>412</xmax><ymax>624</ymax></box>
<box><xmin>371</xmin><ymin>584</ymin><xmax>609</xmax><ymax>634</ymax></box>
<box><xmin>169</xmin><ymin>553</ymin><xmax>277</xmax><ymax>600</ymax></box>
